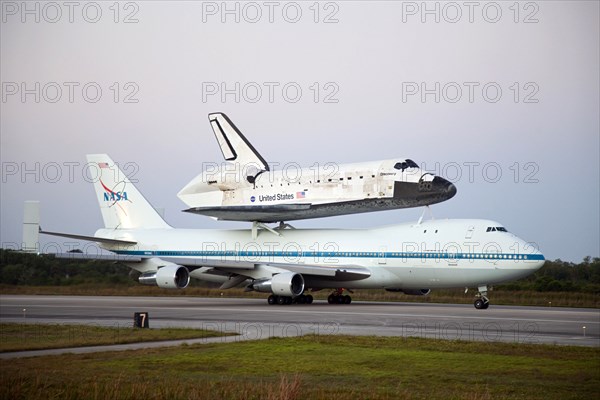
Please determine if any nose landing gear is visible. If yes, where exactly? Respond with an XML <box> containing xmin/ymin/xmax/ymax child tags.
<box><xmin>474</xmin><ymin>285</ymin><xmax>490</xmax><ymax>309</ymax></box>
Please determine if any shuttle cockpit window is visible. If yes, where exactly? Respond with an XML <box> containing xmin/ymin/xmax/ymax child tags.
<box><xmin>394</xmin><ymin>159</ymin><xmax>419</xmax><ymax>171</ymax></box>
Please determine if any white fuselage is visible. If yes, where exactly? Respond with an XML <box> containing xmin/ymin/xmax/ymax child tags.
<box><xmin>98</xmin><ymin>218</ymin><xmax>545</xmax><ymax>290</ymax></box>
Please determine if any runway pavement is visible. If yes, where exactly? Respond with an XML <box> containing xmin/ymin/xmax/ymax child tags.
<box><xmin>1</xmin><ymin>295</ymin><xmax>598</xmax><ymax>358</ymax></box>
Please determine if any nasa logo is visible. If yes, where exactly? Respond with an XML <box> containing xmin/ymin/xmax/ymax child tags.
<box><xmin>250</xmin><ymin>196</ymin><xmax>256</xmax><ymax>203</ymax></box>
<box><xmin>101</xmin><ymin>179</ymin><xmax>129</xmax><ymax>202</ymax></box>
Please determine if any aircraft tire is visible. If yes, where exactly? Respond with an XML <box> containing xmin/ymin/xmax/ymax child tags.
<box><xmin>337</xmin><ymin>295</ymin><xmax>345</xmax><ymax>304</ymax></box>
<box><xmin>268</xmin><ymin>295</ymin><xmax>277</xmax><ymax>305</ymax></box>
<box><xmin>277</xmin><ymin>296</ymin><xmax>286</xmax><ymax>305</ymax></box>
<box><xmin>305</xmin><ymin>295</ymin><xmax>313</xmax><ymax>304</ymax></box>
<box><xmin>344</xmin><ymin>295</ymin><xmax>352</xmax><ymax>304</ymax></box>
<box><xmin>327</xmin><ymin>294</ymin><xmax>335</xmax><ymax>304</ymax></box>
<box><xmin>474</xmin><ymin>299</ymin><xmax>485</xmax><ymax>309</ymax></box>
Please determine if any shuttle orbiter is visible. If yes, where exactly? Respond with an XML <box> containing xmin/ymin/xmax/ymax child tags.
<box><xmin>178</xmin><ymin>113</ymin><xmax>457</xmax><ymax>223</ymax></box>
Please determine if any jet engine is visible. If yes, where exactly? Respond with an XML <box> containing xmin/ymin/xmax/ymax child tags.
<box><xmin>139</xmin><ymin>264</ymin><xmax>190</xmax><ymax>289</ymax></box>
<box><xmin>250</xmin><ymin>272</ymin><xmax>305</xmax><ymax>297</ymax></box>
<box><xmin>385</xmin><ymin>288</ymin><xmax>431</xmax><ymax>296</ymax></box>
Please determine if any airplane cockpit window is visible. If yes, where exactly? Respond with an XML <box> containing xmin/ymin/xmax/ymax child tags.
<box><xmin>486</xmin><ymin>227</ymin><xmax>508</xmax><ymax>232</ymax></box>
<box><xmin>394</xmin><ymin>159</ymin><xmax>419</xmax><ymax>171</ymax></box>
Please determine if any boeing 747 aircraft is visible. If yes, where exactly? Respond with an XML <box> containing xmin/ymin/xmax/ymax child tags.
<box><xmin>32</xmin><ymin>155</ymin><xmax>545</xmax><ymax>309</ymax></box>
<box><xmin>178</xmin><ymin>113</ymin><xmax>457</xmax><ymax>223</ymax></box>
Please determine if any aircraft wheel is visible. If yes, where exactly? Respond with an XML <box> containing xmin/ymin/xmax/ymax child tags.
<box><xmin>277</xmin><ymin>296</ymin><xmax>286</xmax><ymax>305</ymax></box>
<box><xmin>268</xmin><ymin>295</ymin><xmax>277</xmax><ymax>305</ymax></box>
<box><xmin>337</xmin><ymin>295</ymin><xmax>345</xmax><ymax>304</ymax></box>
<box><xmin>327</xmin><ymin>294</ymin><xmax>335</xmax><ymax>304</ymax></box>
<box><xmin>344</xmin><ymin>295</ymin><xmax>352</xmax><ymax>304</ymax></box>
<box><xmin>305</xmin><ymin>295</ymin><xmax>314</xmax><ymax>304</ymax></box>
<box><xmin>285</xmin><ymin>296</ymin><xmax>293</xmax><ymax>305</ymax></box>
<box><xmin>482</xmin><ymin>302</ymin><xmax>490</xmax><ymax>309</ymax></box>
<box><xmin>474</xmin><ymin>299</ymin><xmax>485</xmax><ymax>309</ymax></box>
<box><xmin>296</xmin><ymin>295</ymin><xmax>306</xmax><ymax>304</ymax></box>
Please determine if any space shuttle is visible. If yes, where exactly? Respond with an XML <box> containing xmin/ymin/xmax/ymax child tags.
<box><xmin>178</xmin><ymin>113</ymin><xmax>457</xmax><ymax>223</ymax></box>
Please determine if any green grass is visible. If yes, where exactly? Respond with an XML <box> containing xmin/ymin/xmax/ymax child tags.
<box><xmin>0</xmin><ymin>323</ymin><xmax>231</xmax><ymax>352</ymax></box>
<box><xmin>1</xmin><ymin>335</ymin><xmax>598</xmax><ymax>399</ymax></box>
<box><xmin>2</xmin><ymin>284</ymin><xmax>599</xmax><ymax>308</ymax></box>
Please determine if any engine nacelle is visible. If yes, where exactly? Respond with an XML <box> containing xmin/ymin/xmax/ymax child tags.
<box><xmin>139</xmin><ymin>264</ymin><xmax>190</xmax><ymax>289</ymax></box>
<box><xmin>385</xmin><ymin>288</ymin><xmax>431</xmax><ymax>296</ymax></box>
<box><xmin>251</xmin><ymin>272</ymin><xmax>305</xmax><ymax>297</ymax></box>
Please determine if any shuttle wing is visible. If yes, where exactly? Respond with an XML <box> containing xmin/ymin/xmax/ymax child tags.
<box><xmin>209</xmin><ymin>112</ymin><xmax>269</xmax><ymax>173</ymax></box>
<box><xmin>183</xmin><ymin>204</ymin><xmax>312</xmax><ymax>222</ymax></box>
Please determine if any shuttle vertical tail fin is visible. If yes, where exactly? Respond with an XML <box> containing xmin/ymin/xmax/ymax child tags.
<box><xmin>208</xmin><ymin>113</ymin><xmax>269</xmax><ymax>173</ymax></box>
<box><xmin>86</xmin><ymin>154</ymin><xmax>171</xmax><ymax>230</ymax></box>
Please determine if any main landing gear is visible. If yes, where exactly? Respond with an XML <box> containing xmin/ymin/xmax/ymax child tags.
<box><xmin>327</xmin><ymin>288</ymin><xmax>352</xmax><ymax>305</ymax></box>
<box><xmin>473</xmin><ymin>285</ymin><xmax>490</xmax><ymax>310</ymax></box>
<box><xmin>267</xmin><ymin>294</ymin><xmax>314</xmax><ymax>305</ymax></box>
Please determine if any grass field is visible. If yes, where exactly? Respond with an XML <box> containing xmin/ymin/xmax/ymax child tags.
<box><xmin>0</xmin><ymin>323</ymin><xmax>231</xmax><ymax>352</ymax></box>
<box><xmin>2</xmin><ymin>284</ymin><xmax>599</xmax><ymax>308</ymax></box>
<box><xmin>1</xmin><ymin>333</ymin><xmax>599</xmax><ymax>400</ymax></box>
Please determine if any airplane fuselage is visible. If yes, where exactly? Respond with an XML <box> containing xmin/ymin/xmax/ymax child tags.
<box><xmin>100</xmin><ymin>218</ymin><xmax>544</xmax><ymax>291</ymax></box>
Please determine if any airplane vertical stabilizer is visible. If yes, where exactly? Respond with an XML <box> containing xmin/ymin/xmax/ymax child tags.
<box><xmin>86</xmin><ymin>154</ymin><xmax>171</xmax><ymax>230</ymax></box>
<box><xmin>22</xmin><ymin>200</ymin><xmax>40</xmax><ymax>252</ymax></box>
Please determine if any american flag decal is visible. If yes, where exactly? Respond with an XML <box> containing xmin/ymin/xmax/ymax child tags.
<box><xmin>98</xmin><ymin>162</ymin><xmax>109</xmax><ymax>169</ymax></box>
<box><xmin>296</xmin><ymin>191</ymin><xmax>306</xmax><ymax>199</ymax></box>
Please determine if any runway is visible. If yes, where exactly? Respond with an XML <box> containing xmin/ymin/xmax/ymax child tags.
<box><xmin>1</xmin><ymin>295</ymin><xmax>598</xmax><ymax>353</ymax></box>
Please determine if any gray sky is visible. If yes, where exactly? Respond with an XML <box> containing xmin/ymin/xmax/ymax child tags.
<box><xmin>1</xmin><ymin>1</ymin><xmax>598</xmax><ymax>262</ymax></box>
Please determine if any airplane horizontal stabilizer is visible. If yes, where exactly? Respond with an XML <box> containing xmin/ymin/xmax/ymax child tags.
<box><xmin>50</xmin><ymin>252</ymin><xmax>142</xmax><ymax>262</ymax></box>
<box><xmin>40</xmin><ymin>230</ymin><xmax>137</xmax><ymax>245</ymax></box>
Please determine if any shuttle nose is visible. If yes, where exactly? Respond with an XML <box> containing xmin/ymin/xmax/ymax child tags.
<box><xmin>432</xmin><ymin>176</ymin><xmax>457</xmax><ymax>199</ymax></box>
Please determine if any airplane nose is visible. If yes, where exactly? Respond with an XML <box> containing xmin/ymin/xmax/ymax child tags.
<box><xmin>432</xmin><ymin>176</ymin><xmax>457</xmax><ymax>199</ymax></box>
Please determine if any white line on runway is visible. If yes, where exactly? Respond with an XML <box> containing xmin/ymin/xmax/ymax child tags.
<box><xmin>3</xmin><ymin>304</ymin><xmax>598</xmax><ymax>325</ymax></box>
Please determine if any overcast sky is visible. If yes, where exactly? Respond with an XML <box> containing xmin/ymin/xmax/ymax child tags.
<box><xmin>1</xmin><ymin>1</ymin><xmax>598</xmax><ymax>262</ymax></box>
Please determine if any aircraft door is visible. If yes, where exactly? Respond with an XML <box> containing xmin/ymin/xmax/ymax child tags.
<box><xmin>378</xmin><ymin>246</ymin><xmax>387</xmax><ymax>265</ymax></box>
<box><xmin>465</xmin><ymin>226</ymin><xmax>474</xmax><ymax>239</ymax></box>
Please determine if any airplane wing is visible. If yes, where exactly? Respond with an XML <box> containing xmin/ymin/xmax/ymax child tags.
<box><xmin>160</xmin><ymin>256</ymin><xmax>370</xmax><ymax>280</ymax></box>
<box><xmin>39</xmin><ymin>229</ymin><xmax>370</xmax><ymax>288</ymax></box>
<box><xmin>208</xmin><ymin>112</ymin><xmax>269</xmax><ymax>174</ymax></box>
